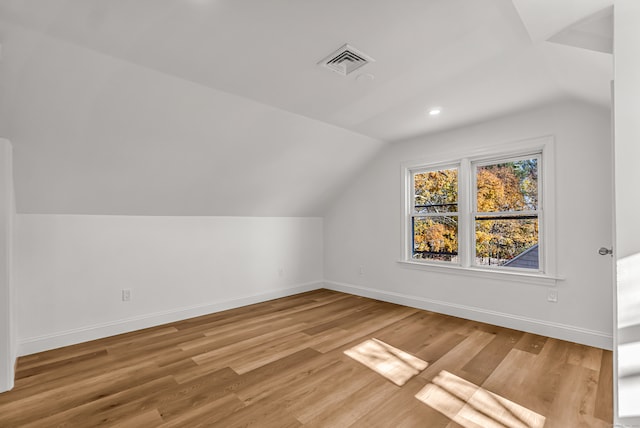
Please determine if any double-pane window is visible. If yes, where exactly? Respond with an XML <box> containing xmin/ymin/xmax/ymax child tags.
<box><xmin>411</xmin><ymin>167</ymin><xmax>459</xmax><ymax>263</ymax></box>
<box><xmin>407</xmin><ymin>152</ymin><xmax>543</xmax><ymax>272</ymax></box>
<box><xmin>473</xmin><ymin>156</ymin><xmax>540</xmax><ymax>269</ymax></box>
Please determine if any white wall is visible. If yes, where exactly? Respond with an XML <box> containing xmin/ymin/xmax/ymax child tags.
<box><xmin>15</xmin><ymin>215</ymin><xmax>323</xmax><ymax>355</ymax></box>
<box><xmin>614</xmin><ymin>0</ymin><xmax>640</xmax><ymax>422</ymax></box>
<box><xmin>324</xmin><ymin>99</ymin><xmax>613</xmax><ymax>349</ymax></box>
<box><xmin>0</xmin><ymin>20</ymin><xmax>383</xmax><ymax>217</ymax></box>
<box><xmin>0</xmin><ymin>138</ymin><xmax>15</xmax><ymax>392</ymax></box>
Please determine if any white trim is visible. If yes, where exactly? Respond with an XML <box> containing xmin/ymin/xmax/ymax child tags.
<box><xmin>0</xmin><ymin>139</ymin><xmax>15</xmax><ymax>393</ymax></box>
<box><xmin>614</xmin><ymin>415</ymin><xmax>640</xmax><ymax>428</ymax></box>
<box><xmin>324</xmin><ymin>280</ymin><xmax>612</xmax><ymax>350</ymax></box>
<box><xmin>459</xmin><ymin>157</ymin><xmax>472</xmax><ymax>267</ymax></box>
<box><xmin>401</xmin><ymin>135</ymin><xmax>557</xmax><ymax>278</ymax></box>
<box><xmin>15</xmin><ymin>278</ymin><xmax>613</xmax><ymax>360</ymax></box>
<box><xmin>396</xmin><ymin>259</ymin><xmax>562</xmax><ymax>286</ymax></box>
<box><xmin>400</xmin><ymin>135</ymin><xmax>554</xmax><ymax>171</ymax></box>
<box><xmin>17</xmin><ymin>281</ymin><xmax>323</xmax><ymax>356</ymax></box>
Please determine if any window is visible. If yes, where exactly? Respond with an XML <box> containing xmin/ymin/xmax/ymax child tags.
<box><xmin>411</xmin><ymin>167</ymin><xmax>459</xmax><ymax>263</ymax></box>
<box><xmin>403</xmin><ymin>137</ymin><xmax>554</xmax><ymax>278</ymax></box>
<box><xmin>473</xmin><ymin>156</ymin><xmax>540</xmax><ymax>269</ymax></box>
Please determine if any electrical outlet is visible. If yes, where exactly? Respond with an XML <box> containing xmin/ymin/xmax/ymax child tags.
<box><xmin>278</xmin><ymin>268</ymin><xmax>284</xmax><ymax>277</ymax></box>
<box><xmin>122</xmin><ymin>289</ymin><xmax>131</xmax><ymax>302</ymax></box>
<box><xmin>547</xmin><ymin>288</ymin><xmax>558</xmax><ymax>303</ymax></box>
<box><xmin>359</xmin><ymin>266</ymin><xmax>364</xmax><ymax>275</ymax></box>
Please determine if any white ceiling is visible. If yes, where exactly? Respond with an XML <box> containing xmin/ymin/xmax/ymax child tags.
<box><xmin>0</xmin><ymin>0</ymin><xmax>613</xmax><ymax>215</ymax></box>
<box><xmin>0</xmin><ymin>0</ymin><xmax>612</xmax><ymax>141</ymax></box>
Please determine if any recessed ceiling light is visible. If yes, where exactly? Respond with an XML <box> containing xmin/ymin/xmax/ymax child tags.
<box><xmin>428</xmin><ymin>107</ymin><xmax>442</xmax><ymax>116</ymax></box>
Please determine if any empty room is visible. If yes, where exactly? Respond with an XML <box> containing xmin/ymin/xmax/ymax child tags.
<box><xmin>1</xmin><ymin>0</ymin><xmax>639</xmax><ymax>427</ymax></box>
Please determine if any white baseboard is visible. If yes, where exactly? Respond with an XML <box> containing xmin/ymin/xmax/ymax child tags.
<box><xmin>615</xmin><ymin>415</ymin><xmax>640</xmax><ymax>427</ymax></box>
<box><xmin>324</xmin><ymin>280</ymin><xmax>613</xmax><ymax>350</ymax></box>
<box><xmin>18</xmin><ymin>281</ymin><xmax>322</xmax><ymax>356</ymax></box>
<box><xmin>17</xmin><ymin>279</ymin><xmax>614</xmax><ymax>356</ymax></box>
<box><xmin>0</xmin><ymin>357</ymin><xmax>14</xmax><ymax>393</ymax></box>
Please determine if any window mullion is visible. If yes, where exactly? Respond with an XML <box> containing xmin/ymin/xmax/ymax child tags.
<box><xmin>474</xmin><ymin>210</ymin><xmax>539</xmax><ymax>217</ymax></box>
<box><xmin>412</xmin><ymin>213</ymin><xmax>459</xmax><ymax>218</ymax></box>
<box><xmin>459</xmin><ymin>158</ymin><xmax>472</xmax><ymax>268</ymax></box>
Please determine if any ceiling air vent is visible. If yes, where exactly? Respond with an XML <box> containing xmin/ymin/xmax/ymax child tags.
<box><xmin>318</xmin><ymin>44</ymin><xmax>375</xmax><ymax>76</ymax></box>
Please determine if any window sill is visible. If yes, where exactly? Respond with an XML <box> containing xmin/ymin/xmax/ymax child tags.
<box><xmin>396</xmin><ymin>260</ymin><xmax>563</xmax><ymax>286</ymax></box>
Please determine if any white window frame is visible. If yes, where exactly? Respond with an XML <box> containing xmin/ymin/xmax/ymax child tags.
<box><xmin>472</xmin><ymin>153</ymin><xmax>543</xmax><ymax>273</ymax></box>
<box><xmin>400</xmin><ymin>136</ymin><xmax>559</xmax><ymax>286</ymax></box>
<box><xmin>409</xmin><ymin>164</ymin><xmax>460</xmax><ymax>266</ymax></box>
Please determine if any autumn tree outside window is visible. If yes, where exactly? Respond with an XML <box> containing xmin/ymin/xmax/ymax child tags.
<box><xmin>473</xmin><ymin>155</ymin><xmax>540</xmax><ymax>269</ymax></box>
<box><xmin>411</xmin><ymin>167</ymin><xmax>459</xmax><ymax>263</ymax></box>
<box><xmin>404</xmin><ymin>140</ymin><xmax>553</xmax><ymax>277</ymax></box>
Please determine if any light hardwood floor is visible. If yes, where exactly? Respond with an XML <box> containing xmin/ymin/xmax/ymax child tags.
<box><xmin>0</xmin><ymin>290</ymin><xmax>612</xmax><ymax>427</ymax></box>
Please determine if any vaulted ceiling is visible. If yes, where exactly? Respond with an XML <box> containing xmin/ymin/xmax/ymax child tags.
<box><xmin>0</xmin><ymin>0</ymin><xmax>613</xmax><ymax>216</ymax></box>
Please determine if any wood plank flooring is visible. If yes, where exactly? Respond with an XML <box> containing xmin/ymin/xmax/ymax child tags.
<box><xmin>0</xmin><ymin>289</ymin><xmax>613</xmax><ymax>427</ymax></box>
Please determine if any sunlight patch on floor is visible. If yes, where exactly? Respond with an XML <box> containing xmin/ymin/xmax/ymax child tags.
<box><xmin>415</xmin><ymin>370</ymin><xmax>545</xmax><ymax>428</ymax></box>
<box><xmin>344</xmin><ymin>338</ymin><xmax>428</xmax><ymax>386</ymax></box>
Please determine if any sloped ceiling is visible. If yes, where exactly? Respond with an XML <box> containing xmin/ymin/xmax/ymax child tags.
<box><xmin>0</xmin><ymin>0</ymin><xmax>612</xmax><ymax>216</ymax></box>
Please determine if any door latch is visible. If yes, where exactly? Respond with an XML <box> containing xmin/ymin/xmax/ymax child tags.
<box><xmin>598</xmin><ymin>247</ymin><xmax>613</xmax><ymax>256</ymax></box>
